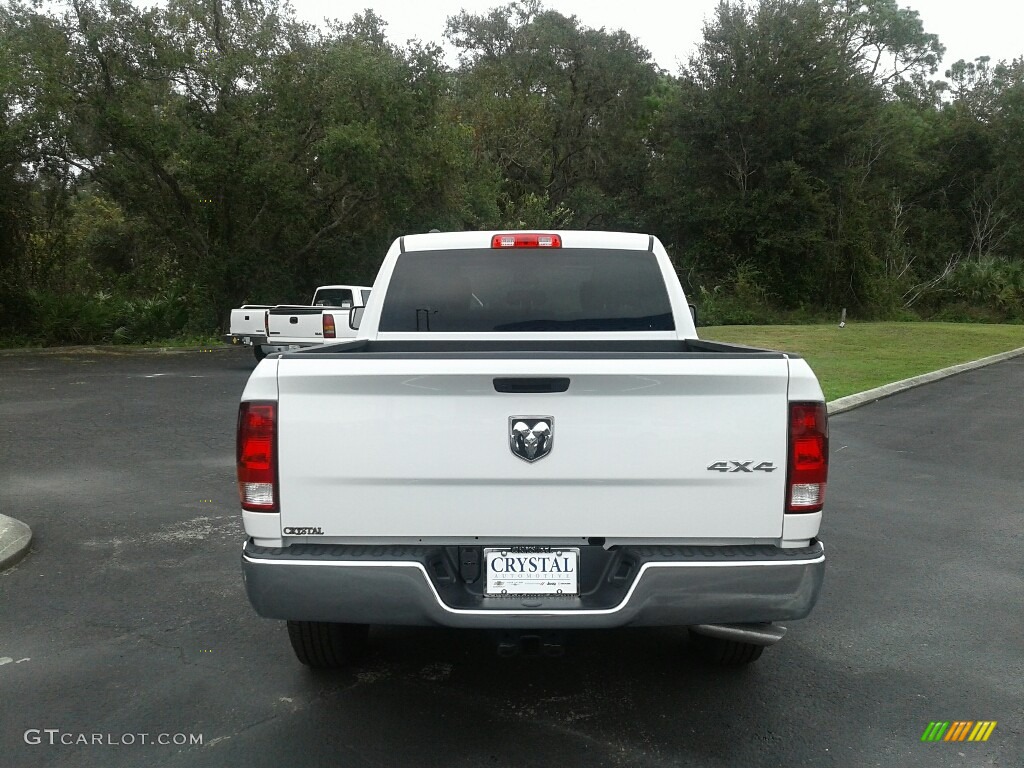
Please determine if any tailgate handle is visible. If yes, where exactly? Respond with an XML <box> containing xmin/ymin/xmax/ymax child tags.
<box><xmin>493</xmin><ymin>377</ymin><xmax>570</xmax><ymax>394</ymax></box>
<box><xmin>289</xmin><ymin>317</ymin><xmax>298</xmax><ymax>324</ymax></box>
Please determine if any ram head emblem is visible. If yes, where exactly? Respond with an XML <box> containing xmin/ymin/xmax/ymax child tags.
<box><xmin>509</xmin><ymin>418</ymin><xmax>554</xmax><ymax>462</ymax></box>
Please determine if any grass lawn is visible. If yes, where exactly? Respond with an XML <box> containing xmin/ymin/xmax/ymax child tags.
<box><xmin>698</xmin><ymin>322</ymin><xmax>1024</xmax><ymax>401</ymax></box>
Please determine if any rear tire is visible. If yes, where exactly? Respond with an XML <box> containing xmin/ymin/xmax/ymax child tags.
<box><xmin>253</xmin><ymin>345</ymin><xmax>268</xmax><ymax>362</ymax></box>
<box><xmin>286</xmin><ymin>621</ymin><xmax>369</xmax><ymax>668</ymax></box>
<box><xmin>689</xmin><ymin>630</ymin><xmax>765</xmax><ymax>666</ymax></box>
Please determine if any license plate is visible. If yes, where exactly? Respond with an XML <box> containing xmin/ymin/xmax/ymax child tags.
<box><xmin>484</xmin><ymin>548</ymin><xmax>579</xmax><ymax>596</ymax></box>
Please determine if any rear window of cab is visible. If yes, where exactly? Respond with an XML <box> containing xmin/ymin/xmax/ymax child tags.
<box><xmin>378</xmin><ymin>249</ymin><xmax>674</xmax><ymax>332</ymax></box>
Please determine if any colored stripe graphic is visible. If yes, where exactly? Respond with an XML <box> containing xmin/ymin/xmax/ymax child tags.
<box><xmin>969</xmin><ymin>722</ymin><xmax>997</xmax><ymax>742</ymax></box>
<box><xmin>922</xmin><ymin>721</ymin><xmax>996</xmax><ymax>742</ymax></box>
<box><xmin>945</xmin><ymin>722</ymin><xmax>963</xmax><ymax>741</ymax></box>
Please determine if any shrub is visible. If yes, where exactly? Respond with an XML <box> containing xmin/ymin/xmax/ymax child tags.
<box><xmin>695</xmin><ymin>263</ymin><xmax>778</xmax><ymax>326</ymax></box>
<box><xmin>936</xmin><ymin>259</ymin><xmax>1024</xmax><ymax>321</ymax></box>
<box><xmin>0</xmin><ymin>289</ymin><xmax>191</xmax><ymax>346</ymax></box>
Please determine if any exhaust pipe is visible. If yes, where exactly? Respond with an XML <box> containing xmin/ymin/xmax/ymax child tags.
<box><xmin>689</xmin><ymin>623</ymin><xmax>787</xmax><ymax>647</ymax></box>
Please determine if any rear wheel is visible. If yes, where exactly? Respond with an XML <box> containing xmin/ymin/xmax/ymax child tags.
<box><xmin>286</xmin><ymin>621</ymin><xmax>369</xmax><ymax>668</ymax></box>
<box><xmin>253</xmin><ymin>345</ymin><xmax>268</xmax><ymax>362</ymax></box>
<box><xmin>689</xmin><ymin>630</ymin><xmax>765</xmax><ymax>666</ymax></box>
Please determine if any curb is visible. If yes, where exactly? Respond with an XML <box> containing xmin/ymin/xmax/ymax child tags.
<box><xmin>0</xmin><ymin>514</ymin><xmax>32</xmax><ymax>571</ymax></box>
<box><xmin>828</xmin><ymin>346</ymin><xmax>1024</xmax><ymax>415</ymax></box>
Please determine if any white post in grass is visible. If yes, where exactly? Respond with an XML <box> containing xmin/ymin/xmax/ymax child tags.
<box><xmin>839</xmin><ymin>308</ymin><xmax>846</xmax><ymax>328</ymax></box>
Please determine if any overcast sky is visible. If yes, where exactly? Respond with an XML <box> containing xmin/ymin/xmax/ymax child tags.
<box><xmin>289</xmin><ymin>0</ymin><xmax>1022</xmax><ymax>75</ymax></box>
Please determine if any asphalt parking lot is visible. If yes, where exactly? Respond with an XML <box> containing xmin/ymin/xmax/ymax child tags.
<box><xmin>0</xmin><ymin>348</ymin><xmax>1020</xmax><ymax>767</ymax></box>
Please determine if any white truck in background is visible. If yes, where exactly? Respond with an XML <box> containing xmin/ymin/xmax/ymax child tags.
<box><xmin>224</xmin><ymin>285</ymin><xmax>370</xmax><ymax>360</ymax></box>
<box><xmin>237</xmin><ymin>231</ymin><xmax>829</xmax><ymax>668</ymax></box>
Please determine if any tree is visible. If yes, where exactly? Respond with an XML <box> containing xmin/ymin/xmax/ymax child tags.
<box><xmin>446</xmin><ymin>0</ymin><xmax>660</xmax><ymax>228</ymax></box>
<box><xmin>649</xmin><ymin>0</ymin><xmax>882</xmax><ymax>307</ymax></box>
<box><xmin>826</xmin><ymin>0</ymin><xmax>944</xmax><ymax>94</ymax></box>
<box><xmin>3</xmin><ymin>0</ymin><xmax>497</xmax><ymax>330</ymax></box>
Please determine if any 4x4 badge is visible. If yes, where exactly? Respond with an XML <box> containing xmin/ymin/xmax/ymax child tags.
<box><xmin>509</xmin><ymin>417</ymin><xmax>554</xmax><ymax>462</ymax></box>
<box><xmin>707</xmin><ymin>461</ymin><xmax>776</xmax><ymax>473</ymax></box>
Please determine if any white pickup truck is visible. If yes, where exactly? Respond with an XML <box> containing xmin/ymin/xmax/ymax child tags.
<box><xmin>237</xmin><ymin>231</ymin><xmax>828</xmax><ymax>668</ymax></box>
<box><xmin>224</xmin><ymin>285</ymin><xmax>370</xmax><ymax>360</ymax></box>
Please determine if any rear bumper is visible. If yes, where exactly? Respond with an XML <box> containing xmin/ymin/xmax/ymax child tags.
<box><xmin>262</xmin><ymin>339</ymin><xmax>321</xmax><ymax>351</ymax></box>
<box><xmin>242</xmin><ymin>540</ymin><xmax>825</xmax><ymax>629</ymax></box>
<box><xmin>223</xmin><ymin>333</ymin><xmax>267</xmax><ymax>347</ymax></box>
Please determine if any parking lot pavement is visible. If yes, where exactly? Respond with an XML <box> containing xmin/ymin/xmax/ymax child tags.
<box><xmin>0</xmin><ymin>348</ymin><xmax>1020</xmax><ymax>768</ymax></box>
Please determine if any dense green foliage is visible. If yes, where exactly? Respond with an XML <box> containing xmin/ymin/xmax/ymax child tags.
<box><xmin>1</xmin><ymin>0</ymin><xmax>1022</xmax><ymax>344</ymax></box>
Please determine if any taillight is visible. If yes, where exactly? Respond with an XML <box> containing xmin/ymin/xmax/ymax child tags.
<box><xmin>323</xmin><ymin>313</ymin><xmax>336</xmax><ymax>339</ymax></box>
<box><xmin>264</xmin><ymin>311</ymin><xmax>269</xmax><ymax>337</ymax></box>
<box><xmin>237</xmin><ymin>401</ymin><xmax>277</xmax><ymax>511</ymax></box>
<box><xmin>787</xmin><ymin>402</ymin><xmax>828</xmax><ymax>513</ymax></box>
<box><xmin>491</xmin><ymin>233</ymin><xmax>562</xmax><ymax>248</ymax></box>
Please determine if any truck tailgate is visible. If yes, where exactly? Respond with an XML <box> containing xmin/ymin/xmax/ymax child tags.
<box><xmin>276</xmin><ymin>357</ymin><xmax>791</xmax><ymax>540</ymax></box>
<box><xmin>267</xmin><ymin>307</ymin><xmax>328</xmax><ymax>342</ymax></box>
<box><xmin>230</xmin><ymin>307</ymin><xmax>270</xmax><ymax>336</ymax></box>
